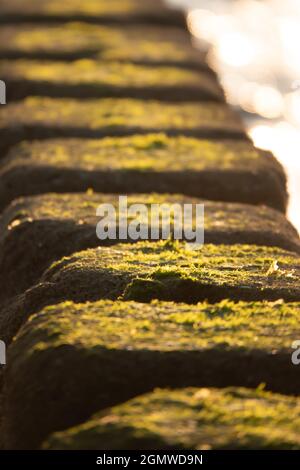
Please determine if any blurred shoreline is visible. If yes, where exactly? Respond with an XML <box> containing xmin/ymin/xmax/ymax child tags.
<box><xmin>168</xmin><ymin>0</ymin><xmax>300</xmax><ymax>233</ymax></box>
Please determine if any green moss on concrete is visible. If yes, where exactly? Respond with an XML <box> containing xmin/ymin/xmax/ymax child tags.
<box><xmin>16</xmin><ymin>299</ymin><xmax>300</xmax><ymax>352</ymax></box>
<box><xmin>0</xmin><ymin>0</ymin><xmax>185</xmax><ymax>26</ymax></box>
<box><xmin>0</xmin><ymin>0</ymin><xmax>169</xmax><ymax>18</ymax></box>
<box><xmin>0</xmin><ymin>23</ymin><xmax>123</xmax><ymax>55</ymax></box>
<box><xmin>0</xmin><ymin>193</ymin><xmax>298</xmax><ymax>309</ymax></box>
<box><xmin>3</xmin><ymin>299</ymin><xmax>300</xmax><ymax>449</ymax></box>
<box><xmin>0</xmin><ymin>24</ymin><xmax>205</xmax><ymax>68</ymax></box>
<box><xmin>2</xmin><ymin>59</ymin><xmax>223</xmax><ymax>101</ymax></box>
<box><xmin>1</xmin><ymin>135</ymin><xmax>267</xmax><ymax>170</ymax></box>
<box><xmin>0</xmin><ymin>98</ymin><xmax>245</xmax><ymax>139</ymax></box>
<box><xmin>0</xmin><ymin>134</ymin><xmax>286</xmax><ymax>211</ymax></box>
<box><xmin>1</xmin><ymin>241</ymin><xmax>300</xmax><ymax>353</ymax></box>
<box><xmin>2</xmin><ymin>60</ymin><xmax>204</xmax><ymax>88</ymax></box>
<box><xmin>0</xmin><ymin>192</ymin><xmax>293</xmax><ymax>233</ymax></box>
<box><xmin>44</xmin><ymin>386</ymin><xmax>300</xmax><ymax>450</ymax></box>
<box><xmin>42</xmin><ymin>240</ymin><xmax>300</xmax><ymax>303</ymax></box>
<box><xmin>43</xmin><ymin>0</ymin><xmax>144</xmax><ymax>15</ymax></box>
<box><xmin>0</xmin><ymin>98</ymin><xmax>237</xmax><ymax>130</ymax></box>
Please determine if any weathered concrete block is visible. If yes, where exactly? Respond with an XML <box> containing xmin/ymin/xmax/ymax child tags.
<box><xmin>0</xmin><ymin>135</ymin><xmax>285</xmax><ymax>211</ymax></box>
<box><xmin>0</xmin><ymin>193</ymin><xmax>298</xmax><ymax>304</ymax></box>
<box><xmin>0</xmin><ymin>24</ymin><xmax>209</xmax><ymax>71</ymax></box>
<box><xmin>1</xmin><ymin>241</ymin><xmax>300</xmax><ymax>348</ymax></box>
<box><xmin>2</xmin><ymin>59</ymin><xmax>224</xmax><ymax>102</ymax></box>
<box><xmin>44</xmin><ymin>387</ymin><xmax>300</xmax><ymax>450</ymax></box>
<box><xmin>35</xmin><ymin>241</ymin><xmax>300</xmax><ymax>305</ymax></box>
<box><xmin>0</xmin><ymin>0</ymin><xmax>186</xmax><ymax>27</ymax></box>
<box><xmin>2</xmin><ymin>299</ymin><xmax>300</xmax><ymax>448</ymax></box>
<box><xmin>0</xmin><ymin>99</ymin><xmax>247</xmax><ymax>156</ymax></box>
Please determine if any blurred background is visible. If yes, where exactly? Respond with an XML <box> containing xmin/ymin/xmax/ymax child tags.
<box><xmin>168</xmin><ymin>0</ymin><xmax>300</xmax><ymax>233</ymax></box>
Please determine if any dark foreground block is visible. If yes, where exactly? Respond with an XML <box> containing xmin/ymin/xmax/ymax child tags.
<box><xmin>0</xmin><ymin>23</ymin><xmax>209</xmax><ymax>70</ymax></box>
<box><xmin>0</xmin><ymin>98</ymin><xmax>247</xmax><ymax>156</ymax></box>
<box><xmin>0</xmin><ymin>193</ymin><xmax>298</xmax><ymax>304</ymax></box>
<box><xmin>0</xmin><ymin>134</ymin><xmax>286</xmax><ymax>211</ymax></box>
<box><xmin>2</xmin><ymin>299</ymin><xmax>300</xmax><ymax>448</ymax></box>
<box><xmin>2</xmin><ymin>59</ymin><xmax>224</xmax><ymax>102</ymax></box>
<box><xmin>44</xmin><ymin>387</ymin><xmax>300</xmax><ymax>450</ymax></box>
<box><xmin>1</xmin><ymin>241</ymin><xmax>300</xmax><ymax>347</ymax></box>
<box><xmin>0</xmin><ymin>0</ymin><xmax>186</xmax><ymax>27</ymax></box>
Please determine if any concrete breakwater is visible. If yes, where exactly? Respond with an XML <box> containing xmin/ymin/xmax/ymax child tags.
<box><xmin>0</xmin><ymin>0</ymin><xmax>299</xmax><ymax>450</ymax></box>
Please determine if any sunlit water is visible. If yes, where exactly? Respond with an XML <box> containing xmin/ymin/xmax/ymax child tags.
<box><xmin>168</xmin><ymin>0</ymin><xmax>300</xmax><ymax>232</ymax></box>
